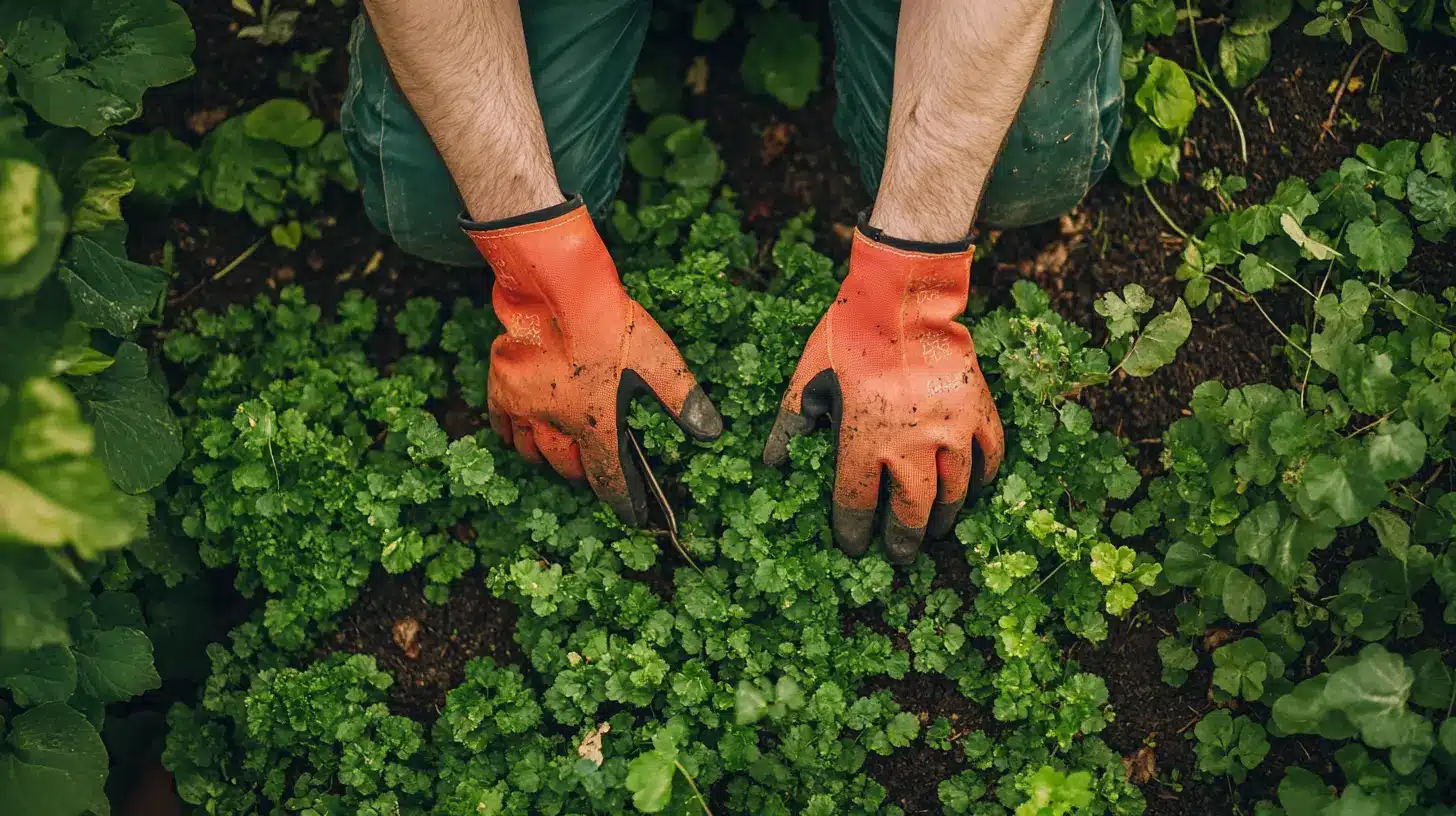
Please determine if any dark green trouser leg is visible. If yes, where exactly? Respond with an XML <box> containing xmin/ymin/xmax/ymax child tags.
<box><xmin>829</xmin><ymin>0</ymin><xmax>1124</xmax><ymax>228</ymax></box>
<box><xmin>341</xmin><ymin>1</ymin><xmax>651</xmax><ymax>267</ymax></box>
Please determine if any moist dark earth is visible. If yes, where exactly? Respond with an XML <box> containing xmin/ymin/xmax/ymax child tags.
<box><xmin>131</xmin><ymin>2</ymin><xmax>1456</xmax><ymax>814</ymax></box>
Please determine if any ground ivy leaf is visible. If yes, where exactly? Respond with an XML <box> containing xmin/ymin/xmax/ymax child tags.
<box><xmin>1219</xmin><ymin>30</ymin><xmax>1271</xmax><ymax>88</ymax></box>
<box><xmin>1422</xmin><ymin>133</ymin><xmax>1454</xmax><ymax>178</ymax></box>
<box><xmin>692</xmin><ymin>0</ymin><xmax>735</xmax><ymax>42</ymax></box>
<box><xmin>741</xmin><ymin>7</ymin><xmax>820</xmax><ymax>109</ymax></box>
<box><xmin>0</xmin><ymin>0</ymin><xmax>196</xmax><ymax>134</ymax></box>
<box><xmin>243</xmin><ymin>99</ymin><xmax>323</xmax><ymax>148</ymax></box>
<box><xmin>1324</xmin><ymin>644</ymin><xmax>1415</xmax><ymax>748</ymax></box>
<box><xmin>1135</xmin><ymin>57</ymin><xmax>1196</xmax><ymax>131</ymax></box>
<box><xmin>0</xmin><ymin>702</ymin><xmax>108</xmax><ymax>816</ymax></box>
<box><xmin>1222</xmin><ymin>568</ymin><xmax>1267</xmax><ymax>623</ymax></box>
<box><xmin>1239</xmin><ymin>254</ymin><xmax>1279</xmax><ymax>293</ymax></box>
<box><xmin>57</xmin><ymin>233</ymin><xmax>167</xmax><ymax>337</ymax></box>
<box><xmin>0</xmin><ymin>643</ymin><xmax>76</xmax><ymax>706</ymax></box>
<box><xmin>1366</xmin><ymin>421</ymin><xmax>1425</xmax><ymax>482</ymax></box>
<box><xmin>1123</xmin><ymin>299</ymin><xmax>1191</xmax><ymax>377</ymax></box>
<box><xmin>1235</xmin><ymin>502</ymin><xmax>1282</xmax><ymax>566</ymax></box>
<box><xmin>70</xmin><ymin>342</ymin><xmax>183</xmax><ymax>493</ymax></box>
<box><xmin>1406</xmin><ymin>649</ymin><xmax>1452</xmax><ymax>710</ymax></box>
<box><xmin>1298</xmin><ymin>452</ymin><xmax>1385</xmax><ymax>527</ymax></box>
<box><xmin>1277</xmin><ymin>767</ymin><xmax>1335</xmax><ymax>812</ymax></box>
<box><xmin>624</xmin><ymin>751</ymin><xmax>676</xmax><ymax>812</ymax></box>
<box><xmin>1346</xmin><ymin>212</ymin><xmax>1414</xmax><ymax>276</ymax></box>
<box><xmin>1280</xmin><ymin>213</ymin><xmax>1342</xmax><ymax>260</ymax></box>
<box><xmin>73</xmin><ymin>626</ymin><xmax>160</xmax><ymax>704</ymax></box>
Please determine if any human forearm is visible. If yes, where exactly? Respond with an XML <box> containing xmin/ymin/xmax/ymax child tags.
<box><xmin>361</xmin><ymin>0</ymin><xmax>563</xmax><ymax>222</ymax></box>
<box><xmin>869</xmin><ymin>0</ymin><xmax>1056</xmax><ymax>243</ymax></box>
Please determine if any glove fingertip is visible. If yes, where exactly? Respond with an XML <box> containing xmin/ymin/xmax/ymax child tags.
<box><xmin>762</xmin><ymin>409</ymin><xmax>814</xmax><ymax>466</ymax></box>
<box><xmin>884</xmin><ymin>514</ymin><xmax>926</xmax><ymax>564</ymax></box>
<box><xmin>679</xmin><ymin>386</ymin><xmax>723</xmax><ymax>441</ymax></box>
<box><xmin>832</xmin><ymin>503</ymin><xmax>875</xmax><ymax>557</ymax></box>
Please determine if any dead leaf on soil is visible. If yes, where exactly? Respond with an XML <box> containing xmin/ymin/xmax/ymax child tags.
<box><xmin>761</xmin><ymin>122</ymin><xmax>795</xmax><ymax>165</ymax></box>
<box><xmin>1203</xmin><ymin>627</ymin><xmax>1233</xmax><ymax>651</ymax></box>
<box><xmin>686</xmin><ymin>57</ymin><xmax>709</xmax><ymax>96</ymax></box>
<box><xmin>1123</xmin><ymin>745</ymin><xmax>1156</xmax><ymax>784</ymax></box>
<box><xmin>393</xmin><ymin>616</ymin><xmax>423</xmax><ymax>659</ymax></box>
<box><xmin>577</xmin><ymin>722</ymin><xmax>611</xmax><ymax>767</ymax></box>
<box><xmin>188</xmin><ymin>108</ymin><xmax>230</xmax><ymax>135</ymax></box>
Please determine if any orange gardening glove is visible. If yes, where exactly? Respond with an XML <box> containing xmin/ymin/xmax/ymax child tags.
<box><xmin>763</xmin><ymin>226</ymin><xmax>1004</xmax><ymax>563</ymax></box>
<box><xmin>464</xmin><ymin>196</ymin><xmax>722</xmax><ymax>525</ymax></box>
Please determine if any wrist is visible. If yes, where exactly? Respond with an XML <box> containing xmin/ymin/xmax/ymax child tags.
<box><xmin>458</xmin><ymin>168</ymin><xmax>566</xmax><ymax>223</ymax></box>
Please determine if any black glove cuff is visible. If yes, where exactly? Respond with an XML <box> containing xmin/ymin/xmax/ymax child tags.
<box><xmin>856</xmin><ymin>211</ymin><xmax>975</xmax><ymax>254</ymax></box>
<box><xmin>460</xmin><ymin>193</ymin><xmax>584</xmax><ymax>232</ymax></box>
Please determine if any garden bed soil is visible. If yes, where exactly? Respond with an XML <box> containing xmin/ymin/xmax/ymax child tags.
<box><xmin>132</xmin><ymin>1</ymin><xmax>1456</xmax><ymax>813</ymax></box>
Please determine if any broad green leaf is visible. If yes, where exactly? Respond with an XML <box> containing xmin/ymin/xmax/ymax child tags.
<box><xmin>1231</xmin><ymin>0</ymin><xmax>1293</xmax><ymax>34</ymax></box>
<box><xmin>1239</xmin><ymin>254</ymin><xmax>1278</xmax><ymax>293</ymax></box>
<box><xmin>73</xmin><ymin>626</ymin><xmax>160</xmax><ymax>703</ymax></box>
<box><xmin>1277</xmin><ymin>767</ymin><xmax>1335</xmax><ymax>812</ymax></box>
<box><xmin>0</xmin><ymin>644</ymin><xmax>76</xmax><ymax>705</ymax></box>
<box><xmin>244</xmin><ymin>99</ymin><xmax>323</xmax><ymax>148</ymax></box>
<box><xmin>1324</xmin><ymin>644</ymin><xmax>1414</xmax><ymax>748</ymax></box>
<box><xmin>70</xmin><ymin>342</ymin><xmax>182</xmax><ymax>494</ymax></box>
<box><xmin>1422</xmin><ymin>133</ymin><xmax>1454</xmax><ymax>178</ymax></box>
<box><xmin>1094</xmin><ymin>284</ymin><xmax>1154</xmax><ymax>339</ymax></box>
<box><xmin>35</xmin><ymin>131</ymin><xmax>133</xmax><ymax>234</ymax></box>
<box><xmin>0</xmin><ymin>158</ymin><xmax>67</xmax><ymax>299</ymax></box>
<box><xmin>742</xmin><ymin>8</ymin><xmax>820</xmax><ymax>109</ymax></box>
<box><xmin>1406</xmin><ymin>170</ymin><xmax>1456</xmax><ymax>240</ymax></box>
<box><xmin>0</xmin><ymin>702</ymin><xmax>107</xmax><ymax>816</ymax></box>
<box><xmin>1222</xmin><ymin>568</ymin><xmax>1267</xmax><ymax>623</ymax></box>
<box><xmin>127</xmin><ymin>129</ymin><xmax>199</xmax><ymax>201</ymax></box>
<box><xmin>625</xmin><ymin>751</ymin><xmax>675</xmax><ymax>812</ymax></box>
<box><xmin>1235</xmin><ymin>502</ymin><xmax>1282</xmax><ymax>565</ymax></box>
<box><xmin>1359</xmin><ymin>16</ymin><xmax>1408</xmax><ymax>53</ymax></box>
<box><xmin>693</xmin><ymin>0</ymin><xmax>735</xmax><ymax>41</ymax></box>
<box><xmin>1127</xmin><ymin>120</ymin><xmax>1179</xmax><ymax>183</ymax></box>
<box><xmin>1366</xmin><ymin>507</ymin><xmax>1409</xmax><ymax>560</ymax></box>
<box><xmin>1265</xmin><ymin>517</ymin><xmax>1334</xmax><ymax>587</ymax></box>
<box><xmin>0</xmin><ymin>378</ymin><xmax>144</xmax><ymax>555</ymax></box>
<box><xmin>57</xmin><ymin>233</ymin><xmax>168</xmax><ymax>337</ymax></box>
<box><xmin>1356</xmin><ymin>140</ymin><xmax>1419</xmax><ymax>198</ymax></box>
<box><xmin>1365</xmin><ymin>421</ymin><xmax>1425</xmax><ymax>482</ymax></box>
<box><xmin>1272</xmin><ymin>676</ymin><xmax>1357</xmax><ymax>739</ymax></box>
<box><xmin>1281</xmin><ymin>213</ymin><xmax>1342</xmax><ymax>260</ymax></box>
<box><xmin>1134</xmin><ymin>58</ymin><xmax>1196</xmax><ymax>131</ymax></box>
<box><xmin>0</xmin><ymin>0</ymin><xmax>196</xmax><ymax>134</ymax></box>
<box><xmin>1406</xmin><ymin>649</ymin><xmax>1452</xmax><ymax>710</ymax></box>
<box><xmin>1219</xmin><ymin>31</ymin><xmax>1271</xmax><ymax>88</ymax></box>
<box><xmin>1345</xmin><ymin>212</ymin><xmax>1414</xmax><ymax>276</ymax></box>
<box><xmin>1298</xmin><ymin>453</ymin><xmax>1385</xmax><ymax>527</ymax></box>
<box><xmin>1122</xmin><ymin>299</ymin><xmax>1191</xmax><ymax>376</ymax></box>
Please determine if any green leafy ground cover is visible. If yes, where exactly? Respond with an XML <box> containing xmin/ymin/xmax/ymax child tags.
<box><xmin>3</xmin><ymin>1</ymin><xmax>1455</xmax><ymax>814</ymax></box>
<box><xmin>158</xmin><ymin>188</ymin><xmax>1163</xmax><ymax>815</ymax></box>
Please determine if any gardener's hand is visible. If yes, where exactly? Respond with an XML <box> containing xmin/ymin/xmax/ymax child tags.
<box><xmin>464</xmin><ymin>197</ymin><xmax>722</xmax><ymax>525</ymax></box>
<box><xmin>763</xmin><ymin>226</ymin><xmax>1004</xmax><ymax>563</ymax></box>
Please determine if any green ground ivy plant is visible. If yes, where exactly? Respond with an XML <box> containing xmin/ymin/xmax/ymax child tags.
<box><xmin>159</xmin><ymin>177</ymin><xmax>1191</xmax><ymax>814</ymax></box>
<box><xmin>1125</xmin><ymin>135</ymin><xmax>1456</xmax><ymax>812</ymax></box>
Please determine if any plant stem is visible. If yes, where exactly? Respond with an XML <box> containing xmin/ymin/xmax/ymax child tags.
<box><xmin>1208</xmin><ymin>275</ymin><xmax>1311</xmax><ymax>360</ymax></box>
<box><xmin>214</xmin><ymin>237</ymin><xmax>266</xmax><ymax>281</ymax></box>
<box><xmin>1184</xmin><ymin>0</ymin><xmax>1248</xmax><ymax>164</ymax></box>
<box><xmin>1142</xmin><ymin>184</ymin><xmax>1190</xmax><ymax>240</ymax></box>
<box><xmin>1187</xmin><ymin>72</ymin><xmax>1249</xmax><ymax>165</ymax></box>
<box><xmin>675</xmin><ymin>761</ymin><xmax>715</xmax><ymax>816</ymax></box>
<box><xmin>1319</xmin><ymin>42</ymin><xmax>1374</xmax><ymax>145</ymax></box>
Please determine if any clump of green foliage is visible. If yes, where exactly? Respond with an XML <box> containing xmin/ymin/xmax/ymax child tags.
<box><xmin>1</xmin><ymin>1</ymin><xmax>198</xmax><ymax>813</ymax></box>
<box><xmin>1126</xmin><ymin>135</ymin><xmax>1456</xmax><ymax>812</ymax></box>
<box><xmin>160</xmin><ymin>173</ymin><xmax>1177</xmax><ymax>814</ymax></box>
<box><xmin>129</xmin><ymin>98</ymin><xmax>358</xmax><ymax>249</ymax></box>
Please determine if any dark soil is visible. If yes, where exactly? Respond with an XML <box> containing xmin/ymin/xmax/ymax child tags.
<box><xmin>135</xmin><ymin>0</ymin><xmax>1456</xmax><ymax>813</ymax></box>
<box><xmin>317</xmin><ymin>568</ymin><xmax>522</xmax><ymax>721</ymax></box>
<box><xmin>864</xmin><ymin>673</ymin><xmax>995</xmax><ymax>815</ymax></box>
